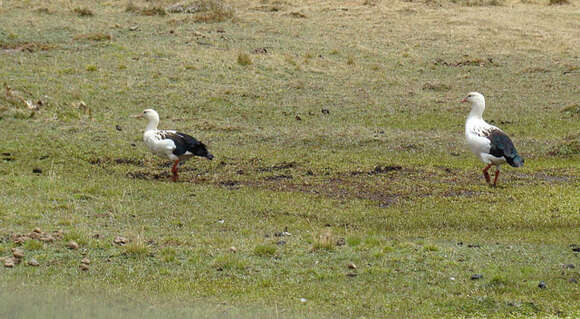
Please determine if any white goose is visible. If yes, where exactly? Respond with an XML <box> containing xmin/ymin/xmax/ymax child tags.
<box><xmin>133</xmin><ymin>109</ymin><xmax>213</xmax><ymax>181</ymax></box>
<box><xmin>462</xmin><ymin>92</ymin><xmax>524</xmax><ymax>186</ymax></box>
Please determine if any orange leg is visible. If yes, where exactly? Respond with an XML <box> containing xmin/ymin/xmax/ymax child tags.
<box><xmin>171</xmin><ymin>160</ymin><xmax>179</xmax><ymax>182</ymax></box>
<box><xmin>482</xmin><ymin>164</ymin><xmax>492</xmax><ymax>185</ymax></box>
<box><xmin>492</xmin><ymin>169</ymin><xmax>500</xmax><ymax>187</ymax></box>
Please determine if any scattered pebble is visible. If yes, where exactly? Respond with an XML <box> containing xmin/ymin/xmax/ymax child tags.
<box><xmin>450</xmin><ymin>277</ymin><xmax>456</xmax><ymax>281</ymax></box>
<box><xmin>32</xmin><ymin>168</ymin><xmax>42</xmax><ymax>174</ymax></box>
<box><xmin>129</xmin><ymin>26</ymin><xmax>138</xmax><ymax>31</ymax></box>
<box><xmin>79</xmin><ymin>264</ymin><xmax>89</xmax><ymax>271</ymax></box>
<box><xmin>467</xmin><ymin>244</ymin><xmax>481</xmax><ymax>248</ymax></box>
<box><xmin>217</xmin><ymin>219</ymin><xmax>225</xmax><ymax>224</ymax></box>
<box><xmin>336</xmin><ymin>238</ymin><xmax>346</xmax><ymax>246</ymax></box>
<box><xmin>33</xmin><ymin>227</ymin><xmax>42</xmax><ymax>233</ymax></box>
<box><xmin>27</xmin><ymin>258</ymin><xmax>40</xmax><ymax>267</ymax></box>
<box><xmin>113</xmin><ymin>236</ymin><xmax>128</xmax><ymax>245</ymax></box>
<box><xmin>66</xmin><ymin>241</ymin><xmax>79</xmax><ymax>250</ymax></box>
<box><xmin>40</xmin><ymin>234</ymin><xmax>55</xmax><ymax>242</ymax></box>
<box><xmin>81</xmin><ymin>258</ymin><xmax>90</xmax><ymax>265</ymax></box>
<box><xmin>115</xmin><ymin>125</ymin><xmax>122</xmax><ymax>131</ymax></box>
<box><xmin>299</xmin><ymin>298</ymin><xmax>307</xmax><ymax>303</ymax></box>
<box><xmin>470</xmin><ymin>274</ymin><xmax>483</xmax><ymax>280</ymax></box>
<box><xmin>4</xmin><ymin>259</ymin><xmax>15</xmax><ymax>268</ymax></box>
<box><xmin>12</xmin><ymin>248</ymin><xmax>25</xmax><ymax>259</ymax></box>
<box><xmin>321</xmin><ymin>108</ymin><xmax>330</xmax><ymax>114</ymax></box>
<box><xmin>347</xmin><ymin>262</ymin><xmax>357</xmax><ymax>270</ymax></box>
<box><xmin>538</xmin><ymin>281</ymin><xmax>547</xmax><ymax>289</ymax></box>
<box><xmin>229</xmin><ymin>246</ymin><xmax>237</xmax><ymax>253</ymax></box>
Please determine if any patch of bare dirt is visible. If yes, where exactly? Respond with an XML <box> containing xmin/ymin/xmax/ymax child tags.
<box><xmin>349</xmin><ymin>165</ymin><xmax>403</xmax><ymax>176</ymax></box>
<box><xmin>126</xmin><ymin>171</ymin><xmax>171</xmax><ymax>180</ymax></box>
<box><xmin>433</xmin><ymin>57</ymin><xmax>495</xmax><ymax>67</ymax></box>
<box><xmin>0</xmin><ymin>41</ymin><xmax>57</xmax><ymax>53</ymax></box>
<box><xmin>88</xmin><ymin>157</ymin><xmax>144</xmax><ymax>166</ymax></box>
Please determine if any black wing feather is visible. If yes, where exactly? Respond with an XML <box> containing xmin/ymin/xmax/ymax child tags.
<box><xmin>486</xmin><ymin>129</ymin><xmax>524</xmax><ymax>167</ymax></box>
<box><xmin>161</xmin><ymin>131</ymin><xmax>214</xmax><ymax>160</ymax></box>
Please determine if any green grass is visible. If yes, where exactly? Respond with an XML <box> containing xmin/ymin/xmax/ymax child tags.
<box><xmin>1</xmin><ymin>0</ymin><xmax>579</xmax><ymax>318</ymax></box>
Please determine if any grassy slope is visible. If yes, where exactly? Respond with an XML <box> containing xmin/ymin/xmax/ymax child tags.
<box><xmin>1</xmin><ymin>0</ymin><xmax>579</xmax><ymax>318</ymax></box>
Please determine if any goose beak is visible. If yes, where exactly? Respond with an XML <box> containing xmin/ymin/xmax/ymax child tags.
<box><xmin>460</xmin><ymin>97</ymin><xmax>468</xmax><ymax>103</ymax></box>
<box><xmin>131</xmin><ymin>113</ymin><xmax>143</xmax><ymax>118</ymax></box>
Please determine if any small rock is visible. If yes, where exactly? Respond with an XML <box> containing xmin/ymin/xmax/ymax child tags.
<box><xmin>321</xmin><ymin>108</ymin><xmax>330</xmax><ymax>114</ymax></box>
<box><xmin>33</xmin><ymin>227</ymin><xmax>42</xmax><ymax>233</ymax></box>
<box><xmin>66</xmin><ymin>241</ymin><xmax>79</xmax><ymax>250</ymax></box>
<box><xmin>12</xmin><ymin>248</ymin><xmax>25</xmax><ymax>259</ymax></box>
<box><xmin>81</xmin><ymin>258</ymin><xmax>90</xmax><ymax>265</ymax></box>
<box><xmin>568</xmin><ymin>278</ymin><xmax>577</xmax><ymax>284</ymax></box>
<box><xmin>336</xmin><ymin>238</ymin><xmax>346</xmax><ymax>246</ymax></box>
<box><xmin>113</xmin><ymin>236</ymin><xmax>128</xmax><ymax>245</ymax></box>
<box><xmin>538</xmin><ymin>281</ymin><xmax>547</xmax><ymax>289</ymax></box>
<box><xmin>79</xmin><ymin>264</ymin><xmax>89</xmax><ymax>271</ymax></box>
<box><xmin>217</xmin><ymin>219</ymin><xmax>225</xmax><ymax>224</ymax></box>
<box><xmin>450</xmin><ymin>277</ymin><xmax>456</xmax><ymax>281</ymax></box>
<box><xmin>129</xmin><ymin>25</ymin><xmax>138</xmax><ymax>31</ymax></box>
<box><xmin>347</xmin><ymin>262</ymin><xmax>357</xmax><ymax>270</ymax></box>
<box><xmin>13</xmin><ymin>235</ymin><xmax>31</xmax><ymax>244</ymax></box>
<box><xmin>32</xmin><ymin>168</ymin><xmax>42</xmax><ymax>174</ymax></box>
<box><xmin>40</xmin><ymin>234</ymin><xmax>55</xmax><ymax>242</ymax></box>
<box><xmin>29</xmin><ymin>231</ymin><xmax>41</xmax><ymax>239</ymax></box>
<box><xmin>27</xmin><ymin>258</ymin><xmax>40</xmax><ymax>267</ymax></box>
<box><xmin>4</xmin><ymin>259</ymin><xmax>15</xmax><ymax>268</ymax></box>
<box><xmin>572</xmin><ymin>247</ymin><xmax>580</xmax><ymax>252</ymax></box>
<box><xmin>299</xmin><ymin>298</ymin><xmax>307</xmax><ymax>303</ymax></box>
<box><xmin>295</xmin><ymin>115</ymin><xmax>302</xmax><ymax>121</ymax></box>
<box><xmin>467</xmin><ymin>243</ymin><xmax>480</xmax><ymax>248</ymax></box>
<box><xmin>564</xmin><ymin>264</ymin><xmax>575</xmax><ymax>269</ymax></box>
<box><xmin>470</xmin><ymin>274</ymin><xmax>483</xmax><ymax>280</ymax></box>
<box><xmin>115</xmin><ymin>125</ymin><xmax>122</xmax><ymax>131</ymax></box>
<box><xmin>229</xmin><ymin>246</ymin><xmax>237</xmax><ymax>253</ymax></box>
<box><xmin>53</xmin><ymin>230</ymin><xmax>64</xmax><ymax>239</ymax></box>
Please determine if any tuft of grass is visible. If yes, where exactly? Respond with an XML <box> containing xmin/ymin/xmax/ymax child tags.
<box><xmin>254</xmin><ymin>244</ymin><xmax>277</xmax><ymax>257</ymax></box>
<box><xmin>312</xmin><ymin>230</ymin><xmax>335</xmax><ymax>252</ymax></box>
<box><xmin>73</xmin><ymin>8</ymin><xmax>94</xmax><ymax>17</ymax></box>
<box><xmin>73</xmin><ymin>33</ymin><xmax>112</xmax><ymax>42</ymax></box>
<box><xmin>549</xmin><ymin>0</ymin><xmax>569</xmax><ymax>4</ymax></box>
<box><xmin>126</xmin><ymin>2</ymin><xmax>166</xmax><ymax>16</ymax></box>
<box><xmin>23</xmin><ymin>239</ymin><xmax>44</xmax><ymax>251</ymax></box>
<box><xmin>237</xmin><ymin>52</ymin><xmax>252</xmax><ymax>66</ymax></box>
<box><xmin>212</xmin><ymin>254</ymin><xmax>247</xmax><ymax>271</ymax></box>
<box><xmin>122</xmin><ymin>237</ymin><xmax>150</xmax><ymax>258</ymax></box>
<box><xmin>346</xmin><ymin>56</ymin><xmax>355</xmax><ymax>65</ymax></box>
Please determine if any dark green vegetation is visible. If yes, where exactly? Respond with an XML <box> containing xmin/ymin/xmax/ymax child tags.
<box><xmin>1</xmin><ymin>0</ymin><xmax>579</xmax><ymax>318</ymax></box>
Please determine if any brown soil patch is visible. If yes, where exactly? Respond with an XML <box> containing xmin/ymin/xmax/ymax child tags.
<box><xmin>0</xmin><ymin>41</ymin><xmax>57</xmax><ymax>53</ymax></box>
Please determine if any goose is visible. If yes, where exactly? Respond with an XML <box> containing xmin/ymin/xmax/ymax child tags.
<box><xmin>133</xmin><ymin>109</ymin><xmax>213</xmax><ymax>181</ymax></box>
<box><xmin>462</xmin><ymin>92</ymin><xmax>524</xmax><ymax>186</ymax></box>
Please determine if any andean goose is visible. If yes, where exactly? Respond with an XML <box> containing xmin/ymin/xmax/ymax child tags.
<box><xmin>462</xmin><ymin>92</ymin><xmax>524</xmax><ymax>186</ymax></box>
<box><xmin>133</xmin><ymin>109</ymin><xmax>213</xmax><ymax>181</ymax></box>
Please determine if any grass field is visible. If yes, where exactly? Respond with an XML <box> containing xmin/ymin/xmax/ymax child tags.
<box><xmin>1</xmin><ymin>0</ymin><xmax>579</xmax><ymax>317</ymax></box>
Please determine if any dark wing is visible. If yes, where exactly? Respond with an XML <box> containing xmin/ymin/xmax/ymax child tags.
<box><xmin>159</xmin><ymin>131</ymin><xmax>214</xmax><ymax>160</ymax></box>
<box><xmin>485</xmin><ymin>129</ymin><xmax>524</xmax><ymax>167</ymax></box>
